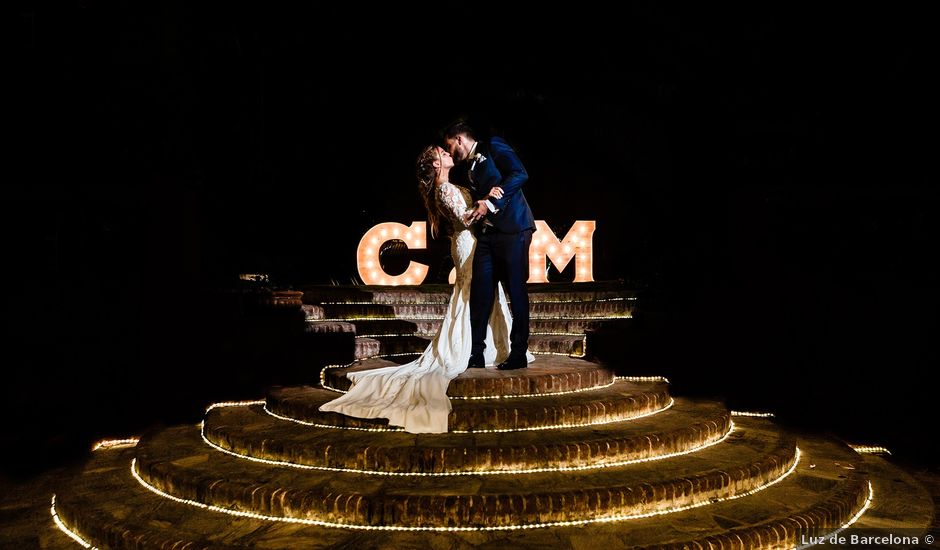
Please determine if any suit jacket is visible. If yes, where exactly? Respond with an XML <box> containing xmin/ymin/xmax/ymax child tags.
<box><xmin>465</xmin><ymin>137</ymin><xmax>536</xmax><ymax>234</ymax></box>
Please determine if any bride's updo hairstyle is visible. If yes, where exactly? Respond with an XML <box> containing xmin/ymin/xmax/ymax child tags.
<box><xmin>416</xmin><ymin>145</ymin><xmax>444</xmax><ymax>238</ymax></box>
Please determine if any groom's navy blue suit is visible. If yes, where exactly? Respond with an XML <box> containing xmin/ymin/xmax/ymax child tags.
<box><xmin>464</xmin><ymin>137</ymin><xmax>535</xmax><ymax>367</ymax></box>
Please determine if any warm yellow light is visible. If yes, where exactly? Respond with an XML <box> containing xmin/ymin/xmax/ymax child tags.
<box><xmin>258</xmin><ymin>398</ymin><xmax>674</xmax><ymax>436</ymax></box>
<box><xmin>796</xmin><ymin>482</ymin><xmax>874</xmax><ymax>549</ymax></box>
<box><xmin>129</xmin><ymin>447</ymin><xmax>801</xmax><ymax>531</ymax></box>
<box><xmin>202</xmin><ymin>409</ymin><xmax>724</xmax><ymax>477</ymax></box>
<box><xmin>616</xmin><ymin>375</ymin><xmax>671</xmax><ymax>384</ymax></box>
<box><xmin>357</xmin><ymin>220</ymin><xmax>596</xmax><ymax>285</ymax></box>
<box><xmin>528</xmin><ymin>220</ymin><xmax>596</xmax><ymax>283</ymax></box>
<box><xmin>730</xmin><ymin>411</ymin><xmax>775</xmax><ymax>418</ymax></box>
<box><xmin>357</xmin><ymin>222</ymin><xmax>430</xmax><ymax>286</ymax></box>
<box><xmin>50</xmin><ymin>495</ymin><xmax>96</xmax><ymax>549</ymax></box>
<box><xmin>849</xmin><ymin>445</ymin><xmax>892</xmax><ymax>456</ymax></box>
<box><xmin>320</xmin><ymin>355</ymin><xmax>617</xmax><ymax>398</ymax></box>
<box><xmin>91</xmin><ymin>438</ymin><xmax>139</xmax><ymax>451</ymax></box>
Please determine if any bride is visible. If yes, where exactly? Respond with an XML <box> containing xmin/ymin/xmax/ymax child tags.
<box><xmin>318</xmin><ymin>145</ymin><xmax>534</xmax><ymax>433</ymax></box>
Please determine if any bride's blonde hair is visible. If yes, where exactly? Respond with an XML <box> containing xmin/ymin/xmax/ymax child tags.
<box><xmin>416</xmin><ymin>145</ymin><xmax>444</xmax><ymax>238</ymax></box>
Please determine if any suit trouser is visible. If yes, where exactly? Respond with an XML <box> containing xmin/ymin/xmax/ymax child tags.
<box><xmin>470</xmin><ymin>227</ymin><xmax>533</xmax><ymax>361</ymax></box>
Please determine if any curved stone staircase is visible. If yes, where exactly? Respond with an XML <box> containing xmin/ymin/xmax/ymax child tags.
<box><xmin>47</xmin><ymin>285</ymin><xmax>934</xmax><ymax>549</ymax></box>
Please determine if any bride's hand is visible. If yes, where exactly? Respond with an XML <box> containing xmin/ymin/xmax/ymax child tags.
<box><xmin>486</xmin><ymin>186</ymin><xmax>504</xmax><ymax>200</ymax></box>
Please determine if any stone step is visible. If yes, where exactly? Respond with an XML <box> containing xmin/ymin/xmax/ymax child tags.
<box><xmin>52</xmin><ymin>447</ymin><xmax>329</xmax><ymax>549</ymax></box>
<box><xmin>550</xmin><ymin>428</ymin><xmax>877</xmax><ymax>548</ymax></box>
<box><xmin>268</xmin><ymin>378</ymin><xmax>670</xmax><ymax>432</ymax></box>
<box><xmin>132</xmin><ymin>419</ymin><xmax>799</xmax><ymax>528</ymax></box>
<box><xmin>345</xmin><ymin>318</ymin><xmax>613</xmax><ymax>338</ymax></box>
<box><xmin>303</xmin><ymin>320</ymin><xmax>356</xmax><ymax>334</ymax></box>
<box><xmin>51</xmin><ymin>423</ymin><xmax>901</xmax><ymax>548</ymax></box>
<box><xmin>352</xmin><ymin>334</ymin><xmax>586</xmax><ymax>359</ymax></box>
<box><xmin>323</xmin><ymin>356</ymin><xmax>615</xmax><ymax>398</ymax></box>
<box><xmin>204</xmin><ymin>398</ymin><xmax>722</xmax><ymax>474</ymax></box>
<box><xmin>353</xmin><ymin>337</ymin><xmax>381</xmax><ymax>359</ymax></box>
<box><xmin>300</xmin><ymin>282</ymin><xmax>637</xmax><ymax>306</ymax></box>
<box><xmin>309</xmin><ymin>300</ymin><xmax>633</xmax><ymax>321</ymax></box>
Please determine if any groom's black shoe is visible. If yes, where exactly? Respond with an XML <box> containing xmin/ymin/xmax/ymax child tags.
<box><xmin>467</xmin><ymin>354</ymin><xmax>485</xmax><ymax>369</ymax></box>
<box><xmin>496</xmin><ymin>358</ymin><xmax>527</xmax><ymax>370</ymax></box>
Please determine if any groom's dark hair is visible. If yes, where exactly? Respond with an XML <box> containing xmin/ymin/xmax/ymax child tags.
<box><xmin>442</xmin><ymin>121</ymin><xmax>476</xmax><ymax>141</ymax></box>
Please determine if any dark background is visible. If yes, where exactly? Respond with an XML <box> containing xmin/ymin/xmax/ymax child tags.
<box><xmin>4</xmin><ymin>5</ymin><xmax>937</xmax><ymax>478</ymax></box>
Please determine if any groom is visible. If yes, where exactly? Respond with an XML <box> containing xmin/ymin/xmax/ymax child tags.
<box><xmin>444</xmin><ymin>122</ymin><xmax>535</xmax><ymax>370</ymax></box>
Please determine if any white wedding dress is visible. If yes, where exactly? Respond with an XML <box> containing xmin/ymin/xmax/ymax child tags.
<box><xmin>318</xmin><ymin>182</ymin><xmax>534</xmax><ymax>433</ymax></box>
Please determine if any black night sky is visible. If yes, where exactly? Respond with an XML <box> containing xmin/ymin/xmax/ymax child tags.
<box><xmin>5</xmin><ymin>5</ymin><xmax>937</xmax><ymax>477</ymax></box>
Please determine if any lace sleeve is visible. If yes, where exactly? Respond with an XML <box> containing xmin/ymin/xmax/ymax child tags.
<box><xmin>438</xmin><ymin>183</ymin><xmax>472</xmax><ymax>228</ymax></box>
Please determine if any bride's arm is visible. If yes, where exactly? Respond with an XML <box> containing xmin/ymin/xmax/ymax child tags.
<box><xmin>439</xmin><ymin>184</ymin><xmax>474</xmax><ymax>227</ymax></box>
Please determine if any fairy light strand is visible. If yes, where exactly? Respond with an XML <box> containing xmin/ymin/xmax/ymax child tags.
<box><xmin>849</xmin><ymin>445</ymin><xmax>892</xmax><ymax>456</ymax></box>
<box><xmin>354</xmin><ymin>332</ymin><xmax>587</xmax><ymax>338</ymax></box>
<box><xmin>615</xmin><ymin>375</ymin><xmax>671</xmax><ymax>384</ymax></box>
<box><xmin>130</xmin><ymin>445</ymin><xmax>800</xmax><ymax>532</ymax></box>
<box><xmin>794</xmin><ymin>481</ymin><xmax>874</xmax><ymax>550</ymax></box>
<box><xmin>318</xmin><ymin>355</ymin><xmax>659</xmax><ymax>398</ymax></box>
<box><xmin>730</xmin><ymin>411</ymin><xmax>776</xmax><ymax>418</ymax></box>
<box><xmin>198</xmin><ymin>412</ymin><xmax>727</xmax><ymax>476</ymax></box>
<box><xmin>317</xmin><ymin>297</ymin><xmax>636</xmax><ymax>305</ymax></box>
<box><xmin>259</xmin><ymin>397</ymin><xmax>674</xmax><ymax>434</ymax></box>
<box><xmin>311</xmin><ymin>314</ymin><xmax>633</xmax><ymax>322</ymax></box>
<box><xmin>50</xmin><ymin>494</ymin><xmax>97</xmax><ymax>549</ymax></box>
<box><xmin>205</xmin><ymin>400</ymin><xmax>266</xmax><ymax>414</ymax></box>
<box><xmin>91</xmin><ymin>438</ymin><xmax>140</xmax><ymax>451</ymax></box>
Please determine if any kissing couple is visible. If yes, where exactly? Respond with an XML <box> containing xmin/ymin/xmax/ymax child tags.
<box><xmin>319</xmin><ymin>121</ymin><xmax>536</xmax><ymax>433</ymax></box>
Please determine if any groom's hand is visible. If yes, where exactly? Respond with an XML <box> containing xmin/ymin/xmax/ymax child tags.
<box><xmin>469</xmin><ymin>201</ymin><xmax>489</xmax><ymax>223</ymax></box>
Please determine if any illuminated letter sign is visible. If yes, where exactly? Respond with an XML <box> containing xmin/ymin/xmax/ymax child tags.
<box><xmin>356</xmin><ymin>222</ymin><xmax>428</xmax><ymax>285</ymax></box>
<box><xmin>357</xmin><ymin>220</ymin><xmax>595</xmax><ymax>285</ymax></box>
<box><xmin>528</xmin><ymin>220</ymin><xmax>596</xmax><ymax>283</ymax></box>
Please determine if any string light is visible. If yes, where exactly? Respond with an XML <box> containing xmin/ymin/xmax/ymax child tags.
<box><xmin>50</xmin><ymin>494</ymin><xmax>97</xmax><ymax>549</ymax></box>
<box><xmin>202</xmin><ymin>406</ymin><xmax>724</xmax><ymax>477</ymax></box>
<box><xmin>730</xmin><ymin>411</ymin><xmax>776</xmax><ymax>418</ymax></box>
<box><xmin>311</xmin><ymin>313</ymin><xmax>633</xmax><ymax>322</ymax></box>
<box><xmin>354</xmin><ymin>332</ymin><xmax>588</xmax><ymax>339</ymax></box>
<box><xmin>849</xmin><ymin>445</ymin><xmax>892</xmax><ymax>456</ymax></box>
<box><xmin>532</xmin><ymin>350</ymin><xmax>586</xmax><ymax>358</ymax></box>
<box><xmin>130</xmin><ymin>444</ymin><xmax>798</xmax><ymax>532</ymax></box>
<box><xmin>315</xmin><ymin>297</ymin><xmax>636</xmax><ymax>306</ymax></box>
<box><xmin>91</xmin><ymin>438</ymin><xmax>139</xmax><ymax>451</ymax></box>
<box><xmin>794</xmin><ymin>481</ymin><xmax>874</xmax><ymax>550</ymax></box>
<box><xmin>616</xmin><ymin>375</ymin><xmax>671</xmax><ymax>384</ymax></box>
<box><xmin>319</xmin><ymin>355</ymin><xmax>627</xmax><ymax>398</ymax></box>
<box><xmin>253</xmin><ymin>397</ymin><xmax>674</xmax><ymax>434</ymax></box>
<box><xmin>205</xmin><ymin>400</ymin><xmax>266</xmax><ymax>413</ymax></box>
